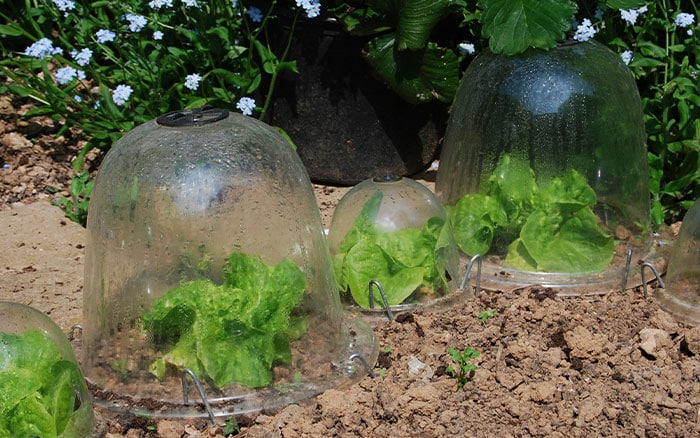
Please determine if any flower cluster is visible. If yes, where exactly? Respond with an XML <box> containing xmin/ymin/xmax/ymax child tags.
<box><xmin>25</xmin><ymin>38</ymin><xmax>63</xmax><ymax>59</ymax></box>
<box><xmin>620</xmin><ymin>6</ymin><xmax>648</xmax><ymax>26</ymax></box>
<box><xmin>573</xmin><ymin>18</ymin><xmax>597</xmax><ymax>42</ymax></box>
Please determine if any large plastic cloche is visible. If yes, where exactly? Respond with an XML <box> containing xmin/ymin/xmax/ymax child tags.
<box><xmin>82</xmin><ymin>108</ymin><xmax>376</xmax><ymax>418</ymax></box>
<box><xmin>436</xmin><ymin>40</ymin><xmax>660</xmax><ymax>293</ymax></box>
<box><xmin>654</xmin><ymin>200</ymin><xmax>700</xmax><ymax>325</ymax></box>
<box><xmin>0</xmin><ymin>301</ymin><xmax>94</xmax><ymax>437</ymax></box>
<box><xmin>327</xmin><ymin>175</ymin><xmax>462</xmax><ymax>314</ymax></box>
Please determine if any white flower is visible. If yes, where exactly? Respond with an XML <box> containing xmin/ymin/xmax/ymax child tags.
<box><xmin>153</xmin><ymin>30</ymin><xmax>164</xmax><ymax>41</ymax></box>
<box><xmin>183</xmin><ymin>0</ymin><xmax>199</xmax><ymax>7</ymax></box>
<box><xmin>184</xmin><ymin>73</ymin><xmax>202</xmax><ymax>91</ymax></box>
<box><xmin>573</xmin><ymin>18</ymin><xmax>597</xmax><ymax>42</ymax></box>
<box><xmin>296</xmin><ymin>0</ymin><xmax>321</xmax><ymax>18</ymax></box>
<box><xmin>620</xmin><ymin>7</ymin><xmax>648</xmax><ymax>26</ymax></box>
<box><xmin>111</xmin><ymin>84</ymin><xmax>133</xmax><ymax>106</ymax></box>
<box><xmin>675</xmin><ymin>12</ymin><xmax>695</xmax><ymax>28</ymax></box>
<box><xmin>621</xmin><ymin>50</ymin><xmax>633</xmax><ymax>65</ymax></box>
<box><xmin>458</xmin><ymin>42</ymin><xmax>476</xmax><ymax>55</ymax></box>
<box><xmin>236</xmin><ymin>97</ymin><xmax>256</xmax><ymax>116</ymax></box>
<box><xmin>52</xmin><ymin>0</ymin><xmax>75</xmax><ymax>12</ymax></box>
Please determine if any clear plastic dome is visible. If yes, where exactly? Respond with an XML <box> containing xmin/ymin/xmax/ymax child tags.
<box><xmin>327</xmin><ymin>175</ymin><xmax>462</xmax><ymax>314</ymax></box>
<box><xmin>654</xmin><ymin>200</ymin><xmax>700</xmax><ymax>324</ymax></box>
<box><xmin>82</xmin><ymin>108</ymin><xmax>376</xmax><ymax>418</ymax></box>
<box><xmin>436</xmin><ymin>40</ymin><xmax>659</xmax><ymax>293</ymax></box>
<box><xmin>0</xmin><ymin>301</ymin><xmax>94</xmax><ymax>437</ymax></box>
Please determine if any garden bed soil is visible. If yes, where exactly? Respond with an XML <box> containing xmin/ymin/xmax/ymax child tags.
<box><xmin>1</xmin><ymin>94</ymin><xmax>699</xmax><ymax>437</ymax></box>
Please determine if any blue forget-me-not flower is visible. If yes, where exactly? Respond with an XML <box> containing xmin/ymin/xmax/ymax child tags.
<box><xmin>247</xmin><ymin>6</ymin><xmax>263</xmax><ymax>23</ymax></box>
<box><xmin>573</xmin><ymin>18</ymin><xmax>597</xmax><ymax>42</ymax></box>
<box><xmin>71</xmin><ymin>48</ymin><xmax>92</xmax><ymax>66</ymax></box>
<box><xmin>236</xmin><ymin>97</ymin><xmax>256</xmax><ymax>116</ymax></box>
<box><xmin>620</xmin><ymin>6</ymin><xmax>647</xmax><ymax>26</ymax></box>
<box><xmin>52</xmin><ymin>0</ymin><xmax>75</xmax><ymax>13</ymax></box>
<box><xmin>96</xmin><ymin>29</ymin><xmax>116</xmax><ymax>43</ymax></box>
<box><xmin>112</xmin><ymin>84</ymin><xmax>134</xmax><ymax>106</ymax></box>
<box><xmin>124</xmin><ymin>14</ymin><xmax>148</xmax><ymax>32</ymax></box>
<box><xmin>25</xmin><ymin>38</ymin><xmax>62</xmax><ymax>59</ymax></box>
<box><xmin>153</xmin><ymin>30</ymin><xmax>164</xmax><ymax>40</ymax></box>
<box><xmin>184</xmin><ymin>73</ymin><xmax>203</xmax><ymax>90</ymax></box>
<box><xmin>621</xmin><ymin>50</ymin><xmax>633</xmax><ymax>65</ymax></box>
<box><xmin>458</xmin><ymin>42</ymin><xmax>475</xmax><ymax>55</ymax></box>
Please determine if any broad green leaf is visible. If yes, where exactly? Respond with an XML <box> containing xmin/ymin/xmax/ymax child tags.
<box><xmin>511</xmin><ymin>208</ymin><xmax>614</xmax><ymax>272</ymax></box>
<box><xmin>478</xmin><ymin>0</ymin><xmax>577</xmax><ymax>55</ymax></box>
<box><xmin>447</xmin><ymin>194</ymin><xmax>506</xmax><ymax>256</ymax></box>
<box><xmin>604</xmin><ymin>0</ymin><xmax>647</xmax><ymax>9</ymax></box>
<box><xmin>395</xmin><ymin>0</ymin><xmax>451</xmax><ymax>50</ymax></box>
<box><xmin>364</xmin><ymin>34</ymin><xmax>460</xmax><ymax>104</ymax></box>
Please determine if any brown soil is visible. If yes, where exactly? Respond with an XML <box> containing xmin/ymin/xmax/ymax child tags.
<box><xmin>2</xmin><ymin>93</ymin><xmax>699</xmax><ymax>437</ymax></box>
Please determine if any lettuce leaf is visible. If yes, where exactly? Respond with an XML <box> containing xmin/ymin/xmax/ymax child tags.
<box><xmin>0</xmin><ymin>330</ymin><xmax>90</xmax><ymax>437</ymax></box>
<box><xmin>143</xmin><ymin>253</ymin><xmax>306</xmax><ymax>389</ymax></box>
<box><xmin>334</xmin><ymin>192</ymin><xmax>453</xmax><ymax>308</ymax></box>
<box><xmin>449</xmin><ymin>154</ymin><xmax>615</xmax><ymax>273</ymax></box>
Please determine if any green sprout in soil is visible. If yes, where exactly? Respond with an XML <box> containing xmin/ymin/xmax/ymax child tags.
<box><xmin>478</xmin><ymin>308</ymin><xmax>496</xmax><ymax>324</ymax></box>
<box><xmin>447</xmin><ymin>347</ymin><xmax>480</xmax><ymax>389</ymax></box>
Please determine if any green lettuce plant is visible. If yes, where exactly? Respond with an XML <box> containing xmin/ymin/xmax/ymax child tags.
<box><xmin>446</xmin><ymin>154</ymin><xmax>615</xmax><ymax>273</ymax></box>
<box><xmin>143</xmin><ymin>252</ymin><xmax>307</xmax><ymax>389</ymax></box>
<box><xmin>0</xmin><ymin>330</ymin><xmax>93</xmax><ymax>437</ymax></box>
<box><xmin>333</xmin><ymin>191</ymin><xmax>454</xmax><ymax>308</ymax></box>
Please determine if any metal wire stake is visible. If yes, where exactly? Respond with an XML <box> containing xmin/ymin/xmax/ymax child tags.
<box><xmin>349</xmin><ymin>353</ymin><xmax>376</xmax><ymax>378</ymax></box>
<box><xmin>640</xmin><ymin>262</ymin><xmax>666</xmax><ymax>298</ymax></box>
<box><xmin>368</xmin><ymin>280</ymin><xmax>394</xmax><ymax>321</ymax></box>
<box><xmin>459</xmin><ymin>254</ymin><xmax>482</xmax><ymax>296</ymax></box>
<box><xmin>67</xmin><ymin>324</ymin><xmax>83</xmax><ymax>341</ymax></box>
<box><xmin>621</xmin><ymin>248</ymin><xmax>633</xmax><ymax>291</ymax></box>
<box><xmin>181</xmin><ymin>368</ymin><xmax>217</xmax><ymax>425</ymax></box>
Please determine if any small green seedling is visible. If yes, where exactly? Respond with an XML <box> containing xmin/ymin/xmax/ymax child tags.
<box><xmin>478</xmin><ymin>308</ymin><xmax>496</xmax><ymax>324</ymax></box>
<box><xmin>446</xmin><ymin>347</ymin><xmax>480</xmax><ymax>389</ymax></box>
<box><xmin>224</xmin><ymin>417</ymin><xmax>239</xmax><ymax>436</ymax></box>
<box><xmin>51</xmin><ymin>171</ymin><xmax>94</xmax><ymax>227</ymax></box>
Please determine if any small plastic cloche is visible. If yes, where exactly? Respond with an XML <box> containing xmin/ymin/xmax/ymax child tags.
<box><xmin>82</xmin><ymin>108</ymin><xmax>376</xmax><ymax>418</ymax></box>
<box><xmin>654</xmin><ymin>200</ymin><xmax>700</xmax><ymax>325</ymax></box>
<box><xmin>436</xmin><ymin>40</ymin><xmax>662</xmax><ymax>294</ymax></box>
<box><xmin>0</xmin><ymin>301</ymin><xmax>94</xmax><ymax>437</ymax></box>
<box><xmin>327</xmin><ymin>175</ymin><xmax>462</xmax><ymax>314</ymax></box>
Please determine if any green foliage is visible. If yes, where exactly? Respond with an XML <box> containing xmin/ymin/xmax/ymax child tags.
<box><xmin>585</xmin><ymin>0</ymin><xmax>699</xmax><ymax>224</ymax></box>
<box><xmin>51</xmin><ymin>170</ymin><xmax>93</xmax><ymax>227</ymax></box>
<box><xmin>0</xmin><ymin>330</ymin><xmax>92</xmax><ymax>437</ymax></box>
<box><xmin>329</xmin><ymin>0</ymin><xmax>471</xmax><ymax>104</ymax></box>
<box><xmin>143</xmin><ymin>252</ymin><xmax>306</xmax><ymax>389</ymax></box>
<box><xmin>446</xmin><ymin>346</ymin><xmax>480</xmax><ymax>389</ymax></box>
<box><xmin>478</xmin><ymin>308</ymin><xmax>496</xmax><ymax>324</ymax></box>
<box><xmin>333</xmin><ymin>192</ymin><xmax>454</xmax><ymax>308</ymax></box>
<box><xmin>447</xmin><ymin>154</ymin><xmax>615</xmax><ymax>273</ymax></box>
<box><xmin>0</xmin><ymin>0</ymin><xmax>311</xmax><ymax>172</ymax></box>
<box><xmin>478</xmin><ymin>0</ymin><xmax>578</xmax><ymax>55</ymax></box>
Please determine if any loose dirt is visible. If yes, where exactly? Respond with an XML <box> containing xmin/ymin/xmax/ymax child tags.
<box><xmin>1</xmin><ymin>93</ymin><xmax>699</xmax><ymax>437</ymax></box>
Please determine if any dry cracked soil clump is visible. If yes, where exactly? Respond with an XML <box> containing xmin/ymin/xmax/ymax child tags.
<box><xmin>1</xmin><ymin>92</ymin><xmax>699</xmax><ymax>437</ymax></box>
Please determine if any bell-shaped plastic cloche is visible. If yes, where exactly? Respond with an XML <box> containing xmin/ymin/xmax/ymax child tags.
<box><xmin>436</xmin><ymin>39</ymin><xmax>660</xmax><ymax>294</ymax></box>
<box><xmin>82</xmin><ymin>108</ymin><xmax>377</xmax><ymax>418</ymax></box>
<box><xmin>0</xmin><ymin>301</ymin><xmax>94</xmax><ymax>437</ymax></box>
<box><xmin>654</xmin><ymin>200</ymin><xmax>700</xmax><ymax>325</ymax></box>
<box><xmin>327</xmin><ymin>175</ymin><xmax>462</xmax><ymax>314</ymax></box>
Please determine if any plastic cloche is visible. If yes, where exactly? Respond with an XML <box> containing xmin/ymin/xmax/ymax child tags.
<box><xmin>654</xmin><ymin>200</ymin><xmax>700</xmax><ymax>325</ymax></box>
<box><xmin>327</xmin><ymin>175</ymin><xmax>462</xmax><ymax>314</ymax></box>
<box><xmin>0</xmin><ymin>301</ymin><xmax>94</xmax><ymax>437</ymax></box>
<box><xmin>436</xmin><ymin>40</ymin><xmax>663</xmax><ymax>294</ymax></box>
<box><xmin>82</xmin><ymin>108</ymin><xmax>377</xmax><ymax>419</ymax></box>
